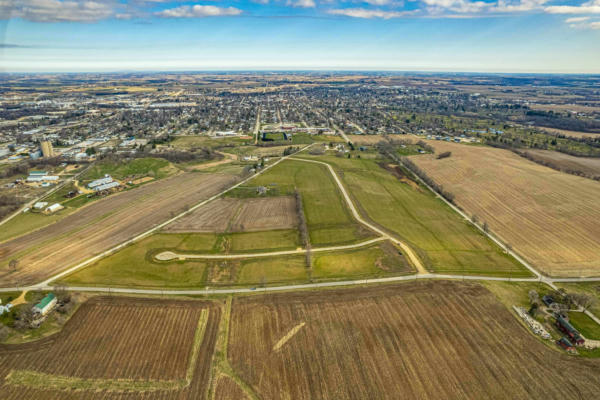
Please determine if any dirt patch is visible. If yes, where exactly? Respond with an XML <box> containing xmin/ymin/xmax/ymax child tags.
<box><xmin>164</xmin><ymin>196</ymin><xmax>298</xmax><ymax>233</ymax></box>
<box><xmin>230</xmin><ymin>196</ymin><xmax>298</xmax><ymax>232</ymax></box>
<box><xmin>378</xmin><ymin>162</ymin><xmax>422</xmax><ymax>191</ymax></box>
<box><xmin>163</xmin><ymin>198</ymin><xmax>239</xmax><ymax>233</ymax></box>
<box><xmin>130</xmin><ymin>176</ymin><xmax>154</xmax><ymax>185</ymax></box>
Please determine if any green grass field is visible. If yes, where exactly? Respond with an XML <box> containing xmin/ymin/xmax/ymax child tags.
<box><xmin>56</xmin><ymin>234</ymin><xmax>216</xmax><ymax>288</ymax></box>
<box><xmin>0</xmin><ymin>212</ymin><xmax>65</xmax><ymax>243</ymax></box>
<box><xmin>226</xmin><ymin>230</ymin><xmax>300</xmax><ymax>253</ymax></box>
<box><xmin>83</xmin><ymin>157</ymin><xmax>174</xmax><ymax>182</ymax></box>
<box><xmin>229</xmin><ymin>160</ymin><xmax>375</xmax><ymax>246</ymax></box>
<box><xmin>301</xmin><ymin>155</ymin><xmax>530</xmax><ymax>277</ymax></box>
<box><xmin>569</xmin><ymin>312</ymin><xmax>600</xmax><ymax>339</ymax></box>
<box><xmin>58</xmin><ymin>238</ymin><xmax>410</xmax><ymax>288</ymax></box>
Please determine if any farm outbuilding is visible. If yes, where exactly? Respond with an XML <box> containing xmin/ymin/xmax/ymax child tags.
<box><xmin>45</xmin><ymin>203</ymin><xmax>64</xmax><ymax>214</ymax></box>
<box><xmin>32</xmin><ymin>293</ymin><xmax>57</xmax><ymax>316</ymax></box>
<box><xmin>88</xmin><ymin>175</ymin><xmax>114</xmax><ymax>189</ymax></box>
<box><xmin>555</xmin><ymin>315</ymin><xmax>585</xmax><ymax>345</ymax></box>
<box><xmin>557</xmin><ymin>337</ymin><xmax>575</xmax><ymax>351</ymax></box>
<box><xmin>94</xmin><ymin>181</ymin><xmax>120</xmax><ymax>192</ymax></box>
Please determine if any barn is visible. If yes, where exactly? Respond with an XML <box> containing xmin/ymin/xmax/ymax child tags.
<box><xmin>555</xmin><ymin>315</ymin><xmax>585</xmax><ymax>345</ymax></box>
<box><xmin>32</xmin><ymin>293</ymin><xmax>57</xmax><ymax>316</ymax></box>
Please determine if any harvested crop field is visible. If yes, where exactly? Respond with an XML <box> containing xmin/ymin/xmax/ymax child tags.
<box><xmin>0</xmin><ymin>172</ymin><xmax>238</xmax><ymax>285</ymax></box>
<box><xmin>409</xmin><ymin>140</ymin><xmax>600</xmax><ymax>277</ymax></box>
<box><xmin>228</xmin><ymin>281</ymin><xmax>600</xmax><ymax>400</ymax></box>
<box><xmin>0</xmin><ymin>296</ymin><xmax>221</xmax><ymax>399</ymax></box>
<box><xmin>163</xmin><ymin>196</ymin><xmax>298</xmax><ymax>233</ymax></box>
<box><xmin>518</xmin><ymin>149</ymin><xmax>600</xmax><ymax>179</ymax></box>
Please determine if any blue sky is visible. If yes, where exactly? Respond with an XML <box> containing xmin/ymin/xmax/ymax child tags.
<box><xmin>0</xmin><ymin>0</ymin><xmax>599</xmax><ymax>72</ymax></box>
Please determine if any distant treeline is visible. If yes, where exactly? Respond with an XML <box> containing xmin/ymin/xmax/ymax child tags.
<box><xmin>99</xmin><ymin>148</ymin><xmax>219</xmax><ymax>164</ymax></box>
<box><xmin>513</xmin><ymin>150</ymin><xmax>600</xmax><ymax>181</ymax></box>
<box><xmin>0</xmin><ymin>156</ymin><xmax>63</xmax><ymax>180</ymax></box>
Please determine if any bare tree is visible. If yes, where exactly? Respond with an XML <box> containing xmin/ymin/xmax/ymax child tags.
<box><xmin>295</xmin><ymin>189</ymin><xmax>311</xmax><ymax>268</ymax></box>
<box><xmin>482</xmin><ymin>222</ymin><xmax>489</xmax><ymax>233</ymax></box>
<box><xmin>528</xmin><ymin>290</ymin><xmax>539</xmax><ymax>305</ymax></box>
<box><xmin>8</xmin><ymin>259</ymin><xmax>18</xmax><ymax>272</ymax></box>
<box><xmin>572</xmin><ymin>293</ymin><xmax>597</xmax><ymax>311</ymax></box>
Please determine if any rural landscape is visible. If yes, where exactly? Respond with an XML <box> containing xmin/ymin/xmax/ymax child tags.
<box><xmin>1</xmin><ymin>72</ymin><xmax>600</xmax><ymax>399</ymax></box>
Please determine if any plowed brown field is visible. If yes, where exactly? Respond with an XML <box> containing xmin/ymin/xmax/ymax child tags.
<box><xmin>229</xmin><ymin>281</ymin><xmax>600</xmax><ymax>399</ymax></box>
<box><xmin>409</xmin><ymin>140</ymin><xmax>600</xmax><ymax>276</ymax></box>
<box><xmin>0</xmin><ymin>172</ymin><xmax>238</xmax><ymax>285</ymax></box>
<box><xmin>0</xmin><ymin>296</ymin><xmax>221</xmax><ymax>400</ymax></box>
<box><xmin>163</xmin><ymin>196</ymin><xmax>297</xmax><ymax>233</ymax></box>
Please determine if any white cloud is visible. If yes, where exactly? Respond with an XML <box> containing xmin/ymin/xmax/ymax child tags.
<box><xmin>156</xmin><ymin>4</ymin><xmax>243</xmax><ymax>17</ymax></box>
<box><xmin>419</xmin><ymin>0</ymin><xmax>549</xmax><ymax>14</ymax></box>
<box><xmin>328</xmin><ymin>7</ymin><xmax>412</xmax><ymax>17</ymax></box>
<box><xmin>362</xmin><ymin>0</ymin><xmax>393</xmax><ymax>5</ymax></box>
<box><xmin>566</xmin><ymin>16</ymin><xmax>590</xmax><ymax>22</ymax></box>
<box><xmin>0</xmin><ymin>0</ymin><xmax>116</xmax><ymax>22</ymax></box>
<box><xmin>545</xmin><ymin>0</ymin><xmax>600</xmax><ymax>14</ymax></box>
<box><xmin>286</xmin><ymin>0</ymin><xmax>316</xmax><ymax>8</ymax></box>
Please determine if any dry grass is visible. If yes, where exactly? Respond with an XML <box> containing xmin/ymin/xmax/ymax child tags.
<box><xmin>0</xmin><ymin>173</ymin><xmax>238</xmax><ymax>285</ymax></box>
<box><xmin>0</xmin><ymin>296</ymin><xmax>221</xmax><ymax>399</ymax></box>
<box><xmin>164</xmin><ymin>196</ymin><xmax>298</xmax><ymax>233</ymax></box>
<box><xmin>346</xmin><ymin>134</ymin><xmax>385</xmax><ymax>144</ymax></box>
<box><xmin>520</xmin><ymin>149</ymin><xmax>600</xmax><ymax>178</ymax></box>
<box><xmin>410</xmin><ymin>140</ymin><xmax>600</xmax><ymax>277</ymax></box>
<box><xmin>539</xmin><ymin>126</ymin><xmax>600</xmax><ymax>139</ymax></box>
<box><xmin>228</xmin><ymin>281</ymin><xmax>600</xmax><ymax>400</ymax></box>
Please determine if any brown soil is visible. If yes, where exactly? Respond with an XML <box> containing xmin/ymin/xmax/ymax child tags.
<box><xmin>0</xmin><ymin>296</ymin><xmax>221</xmax><ymax>400</ymax></box>
<box><xmin>164</xmin><ymin>196</ymin><xmax>298</xmax><ymax>233</ymax></box>
<box><xmin>0</xmin><ymin>173</ymin><xmax>238</xmax><ymax>285</ymax></box>
<box><xmin>228</xmin><ymin>281</ymin><xmax>600</xmax><ymax>399</ymax></box>
<box><xmin>410</xmin><ymin>139</ymin><xmax>600</xmax><ymax>277</ymax></box>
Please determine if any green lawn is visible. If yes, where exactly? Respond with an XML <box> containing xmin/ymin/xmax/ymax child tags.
<box><xmin>0</xmin><ymin>212</ymin><xmax>65</xmax><ymax>243</ymax></box>
<box><xmin>568</xmin><ymin>312</ymin><xmax>600</xmax><ymax>339</ymax></box>
<box><xmin>301</xmin><ymin>155</ymin><xmax>530</xmax><ymax>277</ymax></box>
<box><xmin>229</xmin><ymin>160</ymin><xmax>374</xmax><ymax>246</ymax></box>
<box><xmin>227</xmin><ymin>230</ymin><xmax>300</xmax><ymax>253</ymax></box>
<box><xmin>237</xmin><ymin>256</ymin><xmax>307</xmax><ymax>285</ymax></box>
<box><xmin>56</xmin><ymin>233</ymin><xmax>216</xmax><ymax>288</ymax></box>
<box><xmin>312</xmin><ymin>242</ymin><xmax>412</xmax><ymax>280</ymax></box>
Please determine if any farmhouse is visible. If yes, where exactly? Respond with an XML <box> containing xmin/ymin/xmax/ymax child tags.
<box><xmin>32</xmin><ymin>293</ymin><xmax>57</xmax><ymax>316</ymax></box>
<box><xmin>542</xmin><ymin>295</ymin><xmax>554</xmax><ymax>306</ymax></box>
<box><xmin>555</xmin><ymin>315</ymin><xmax>585</xmax><ymax>345</ymax></box>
